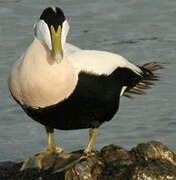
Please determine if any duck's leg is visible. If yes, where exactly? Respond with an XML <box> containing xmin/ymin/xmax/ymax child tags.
<box><xmin>46</xmin><ymin>126</ymin><xmax>64</xmax><ymax>152</ymax></box>
<box><xmin>84</xmin><ymin>128</ymin><xmax>98</xmax><ymax>153</ymax></box>
<box><xmin>20</xmin><ymin>126</ymin><xmax>63</xmax><ymax>171</ymax></box>
<box><xmin>54</xmin><ymin>128</ymin><xmax>99</xmax><ymax>173</ymax></box>
<box><xmin>20</xmin><ymin>126</ymin><xmax>82</xmax><ymax>172</ymax></box>
<box><xmin>35</xmin><ymin>126</ymin><xmax>64</xmax><ymax>168</ymax></box>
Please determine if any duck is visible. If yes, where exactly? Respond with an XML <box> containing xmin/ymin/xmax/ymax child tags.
<box><xmin>8</xmin><ymin>6</ymin><xmax>162</xmax><ymax>171</ymax></box>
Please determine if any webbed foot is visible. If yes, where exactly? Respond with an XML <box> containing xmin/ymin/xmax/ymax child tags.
<box><xmin>20</xmin><ymin>145</ymin><xmax>64</xmax><ymax>171</ymax></box>
<box><xmin>20</xmin><ymin>150</ymin><xmax>82</xmax><ymax>172</ymax></box>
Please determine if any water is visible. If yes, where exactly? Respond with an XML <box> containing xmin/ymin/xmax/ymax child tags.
<box><xmin>0</xmin><ymin>0</ymin><xmax>176</xmax><ymax>162</ymax></box>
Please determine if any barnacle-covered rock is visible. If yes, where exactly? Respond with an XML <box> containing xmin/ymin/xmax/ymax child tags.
<box><xmin>1</xmin><ymin>141</ymin><xmax>176</xmax><ymax>180</ymax></box>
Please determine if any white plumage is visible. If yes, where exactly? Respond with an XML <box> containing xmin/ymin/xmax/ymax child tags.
<box><xmin>68</xmin><ymin>50</ymin><xmax>142</xmax><ymax>75</ymax></box>
<box><xmin>9</xmin><ymin>38</ymin><xmax>78</xmax><ymax>108</ymax></box>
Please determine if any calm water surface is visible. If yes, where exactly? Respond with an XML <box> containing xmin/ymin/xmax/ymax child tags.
<box><xmin>0</xmin><ymin>0</ymin><xmax>176</xmax><ymax>161</ymax></box>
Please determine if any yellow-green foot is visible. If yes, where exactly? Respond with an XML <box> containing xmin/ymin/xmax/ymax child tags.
<box><xmin>20</xmin><ymin>145</ymin><xmax>64</xmax><ymax>171</ymax></box>
<box><xmin>20</xmin><ymin>151</ymin><xmax>82</xmax><ymax>172</ymax></box>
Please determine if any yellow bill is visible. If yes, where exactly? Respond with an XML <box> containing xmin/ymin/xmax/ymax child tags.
<box><xmin>50</xmin><ymin>25</ymin><xmax>63</xmax><ymax>63</ymax></box>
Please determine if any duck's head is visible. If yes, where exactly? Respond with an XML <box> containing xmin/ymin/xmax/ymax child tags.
<box><xmin>34</xmin><ymin>7</ymin><xmax>69</xmax><ymax>63</ymax></box>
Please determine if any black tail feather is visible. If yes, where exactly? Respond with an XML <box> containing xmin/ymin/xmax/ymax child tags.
<box><xmin>142</xmin><ymin>61</ymin><xmax>163</xmax><ymax>71</ymax></box>
<box><xmin>123</xmin><ymin>61</ymin><xmax>162</xmax><ymax>98</ymax></box>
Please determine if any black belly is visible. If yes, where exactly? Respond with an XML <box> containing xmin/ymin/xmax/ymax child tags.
<box><xmin>21</xmin><ymin>68</ymin><xmax>141</xmax><ymax>130</ymax></box>
<box><xmin>24</xmin><ymin>95</ymin><xmax>119</xmax><ymax>130</ymax></box>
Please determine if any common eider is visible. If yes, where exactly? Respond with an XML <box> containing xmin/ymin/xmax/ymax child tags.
<box><xmin>8</xmin><ymin>6</ymin><xmax>162</xmax><ymax>171</ymax></box>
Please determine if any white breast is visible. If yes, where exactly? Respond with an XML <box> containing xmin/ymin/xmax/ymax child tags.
<box><xmin>9</xmin><ymin>39</ymin><xmax>78</xmax><ymax>109</ymax></box>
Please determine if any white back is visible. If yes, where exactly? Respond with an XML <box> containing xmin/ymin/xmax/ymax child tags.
<box><xmin>68</xmin><ymin>50</ymin><xmax>142</xmax><ymax>76</ymax></box>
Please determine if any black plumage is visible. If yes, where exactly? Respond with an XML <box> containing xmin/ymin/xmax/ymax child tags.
<box><xmin>40</xmin><ymin>7</ymin><xmax>65</xmax><ymax>30</ymax></box>
<box><xmin>20</xmin><ymin>65</ymin><xmax>159</xmax><ymax>130</ymax></box>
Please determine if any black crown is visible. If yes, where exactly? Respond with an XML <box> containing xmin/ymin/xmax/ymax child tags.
<box><xmin>40</xmin><ymin>7</ymin><xmax>65</xmax><ymax>30</ymax></box>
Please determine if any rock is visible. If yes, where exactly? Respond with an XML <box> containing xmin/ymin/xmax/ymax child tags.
<box><xmin>1</xmin><ymin>140</ymin><xmax>176</xmax><ymax>180</ymax></box>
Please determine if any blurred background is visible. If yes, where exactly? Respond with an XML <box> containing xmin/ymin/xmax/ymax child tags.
<box><xmin>0</xmin><ymin>0</ymin><xmax>175</xmax><ymax>162</ymax></box>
